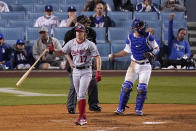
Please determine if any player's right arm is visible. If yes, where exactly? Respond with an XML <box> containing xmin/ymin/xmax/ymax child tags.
<box><xmin>168</xmin><ymin>14</ymin><xmax>175</xmax><ymax>47</ymax></box>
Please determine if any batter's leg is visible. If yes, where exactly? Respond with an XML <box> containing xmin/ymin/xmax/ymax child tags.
<box><xmin>66</xmin><ymin>73</ymin><xmax>77</xmax><ymax>114</ymax></box>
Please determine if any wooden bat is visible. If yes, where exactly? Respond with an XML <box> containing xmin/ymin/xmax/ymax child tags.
<box><xmin>16</xmin><ymin>49</ymin><xmax>48</xmax><ymax>87</ymax></box>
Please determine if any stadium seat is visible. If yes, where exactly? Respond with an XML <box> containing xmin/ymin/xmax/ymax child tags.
<box><xmin>34</xmin><ymin>4</ymin><xmax>59</xmax><ymax>13</ymax></box>
<box><xmin>0</xmin><ymin>12</ymin><xmax>26</xmax><ymax>20</ymax></box>
<box><xmin>134</xmin><ymin>12</ymin><xmax>159</xmax><ymax>21</ymax></box>
<box><xmin>27</xmin><ymin>12</ymin><xmax>43</xmax><ymax>20</ymax></box>
<box><xmin>5</xmin><ymin>40</ymin><xmax>16</xmax><ymax>48</ymax></box>
<box><xmin>54</xmin><ymin>12</ymin><xmax>66</xmax><ymax>20</ymax></box>
<box><xmin>160</xmin><ymin>12</ymin><xmax>185</xmax><ymax>22</ymax></box>
<box><xmin>8</xmin><ymin>4</ymin><xmax>34</xmax><ymax>12</ymax></box>
<box><xmin>17</xmin><ymin>0</ymin><xmax>39</xmax><ymax>4</ymax></box>
<box><xmin>92</xmin><ymin>27</ymin><xmax>106</xmax><ymax>43</ymax></box>
<box><xmin>97</xmin><ymin>43</ymin><xmax>111</xmax><ymax>70</ymax></box>
<box><xmin>115</xmin><ymin>20</ymin><xmax>132</xmax><ymax>27</ymax></box>
<box><xmin>59</xmin><ymin>4</ymin><xmax>82</xmax><ymax>13</ymax></box>
<box><xmin>0</xmin><ymin>20</ymin><xmax>7</xmax><ymax>27</ymax></box>
<box><xmin>108</xmin><ymin>27</ymin><xmax>130</xmax><ymax>43</ymax></box>
<box><xmin>26</xmin><ymin>27</ymin><xmax>41</xmax><ymax>40</ymax></box>
<box><xmin>108</xmin><ymin>11</ymin><xmax>132</xmax><ymax>21</ymax></box>
<box><xmin>104</xmin><ymin>0</ymin><xmax>115</xmax><ymax>11</ymax></box>
<box><xmin>8</xmin><ymin>20</ymin><xmax>34</xmax><ymax>28</ymax></box>
<box><xmin>0</xmin><ymin>27</ymin><xmax>25</xmax><ymax>40</ymax></box>
<box><xmin>162</xmin><ymin>21</ymin><xmax>187</xmax><ymax>30</ymax></box>
<box><xmin>39</xmin><ymin>0</ymin><xmax>66</xmax><ymax>4</ymax></box>
<box><xmin>3</xmin><ymin>0</ymin><xmax>17</xmax><ymax>4</ymax></box>
<box><xmin>131</xmin><ymin>0</ymin><xmax>138</xmax><ymax>7</ymax></box>
<box><xmin>161</xmin><ymin>0</ymin><xmax>184</xmax><ymax>5</ymax></box>
<box><xmin>53</xmin><ymin>27</ymin><xmax>72</xmax><ymax>41</ymax></box>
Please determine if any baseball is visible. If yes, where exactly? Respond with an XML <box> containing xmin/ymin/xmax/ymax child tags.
<box><xmin>108</xmin><ymin>54</ymin><xmax>112</xmax><ymax>59</ymax></box>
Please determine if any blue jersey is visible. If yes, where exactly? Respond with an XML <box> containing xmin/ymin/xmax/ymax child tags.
<box><xmin>12</xmin><ymin>48</ymin><xmax>29</xmax><ymax>67</ymax></box>
<box><xmin>0</xmin><ymin>44</ymin><xmax>10</xmax><ymax>62</ymax></box>
<box><xmin>125</xmin><ymin>32</ymin><xmax>159</xmax><ymax>61</ymax></box>
<box><xmin>136</xmin><ymin>2</ymin><xmax>160</xmax><ymax>15</ymax></box>
<box><xmin>168</xmin><ymin>20</ymin><xmax>190</xmax><ymax>60</ymax></box>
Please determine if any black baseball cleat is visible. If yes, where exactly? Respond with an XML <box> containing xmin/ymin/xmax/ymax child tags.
<box><xmin>89</xmin><ymin>105</ymin><xmax>101</xmax><ymax>112</ymax></box>
<box><xmin>68</xmin><ymin>108</ymin><xmax>75</xmax><ymax>114</ymax></box>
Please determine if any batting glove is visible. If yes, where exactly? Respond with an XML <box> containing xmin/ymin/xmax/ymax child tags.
<box><xmin>95</xmin><ymin>71</ymin><xmax>102</xmax><ymax>82</ymax></box>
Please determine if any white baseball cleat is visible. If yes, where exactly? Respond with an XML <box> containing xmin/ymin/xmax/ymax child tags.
<box><xmin>135</xmin><ymin>110</ymin><xmax>143</xmax><ymax>116</ymax></box>
<box><xmin>114</xmin><ymin>109</ymin><xmax>124</xmax><ymax>115</ymax></box>
<box><xmin>75</xmin><ymin>119</ymin><xmax>87</xmax><ymax>126</ymax></box>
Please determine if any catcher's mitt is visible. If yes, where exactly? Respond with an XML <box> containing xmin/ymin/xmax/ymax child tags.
<box><xmin>143</xmin><ymin>52</ymin><xmax>155</xmax><ymax>65</ymax></box>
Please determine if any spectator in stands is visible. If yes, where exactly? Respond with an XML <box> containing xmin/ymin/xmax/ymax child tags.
<box><xmin>34</xmin><ymin>5</ymin><xmax>59</xmax><ymax>28</ymax></box>
<box><xmin>0</xmin><ymin>1</ymin><xmax>9</xmax><ymax>12</ymax></box>
<box><xmin>0</xmin><ymin>33</ymin><xmax>12</xmax><ymax>70</ymax></box>
<box><xmin>136</xmin><ymin>0</ymin><xmax>160</xmax><ymax>15</ymax></box>
<box><xmin>33</xmin><ymin>27</ymin><xmax>64</xmax><ymax>69</ymax></box>
<box><xmin>146</xmin><ymin>27</ymin><xmax>161</xmax><ymax>69</ymax></box>
<box><xmin>63</xmin><ymin>15</ymin><xmax>102</xmax><ymax>114</ymax></box>
<box><xmin>83</xmin><ymin>0</ymin><xmax>111</xmax><ymax>11</ymax></box>
<box><xmin>12</xmin><ymin>39</ymin><xmax>31</xmax><ymax>70</ymax></box>
<box><xmin>162</xmin><ymin>14</ymin><xmax>195</xmax><ymax>69</ymax></box>
<box><xmin>113</xmin><ymin>0</ymin><xmax>134</xmax><ymax>12</ymax></box>
<box><xmin>161</xmin><ymin>0</ymin><xmax>186</xmax><ymax>12</ymax></box>
<box><xmin>89</xmin><ymin>2</ymin><xmax>115</xmax><ymax>27</ymax></box>
<box><xmin>59</xmin><ymin>6</ymin><xmax>77</xmax><ymax>28</ymax></box>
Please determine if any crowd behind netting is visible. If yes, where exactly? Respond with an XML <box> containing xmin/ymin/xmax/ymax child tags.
<box><xmin>0</xmin><ymin>0</ymin><xmax>195</xmax><ymax>70</ymax></box>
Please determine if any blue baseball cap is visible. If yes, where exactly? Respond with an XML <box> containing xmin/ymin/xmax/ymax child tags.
<box><xmin>75</xmin><ymin>24</ymin><xmax>86</xmax><ymax>32</ymax></box>
<box><xmin>16</xmin><ymin>39</ymin><xmax>25</xmax><ymax>45</ymax></box>
<box><xmin>45</xmin><ymin>5</ymin><xmax>53</xmax><ymax>12</ymax></box>
<box><xmin>0</xmin><ymin>33</ymin><xmax>4</xmax><ymax>39</ymax></box>
<box><xmin>67</xmin><ymin>6</ymin><xmax>76</xmax><ymax>12</ymax></box>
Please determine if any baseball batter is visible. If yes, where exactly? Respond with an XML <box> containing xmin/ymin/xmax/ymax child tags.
<box><xmin>62</xmin><ymin>24</ymin><xmax>101</xmax><ymax>126</ymax></box>
<box><xmin>109</xmin><ymin>19</ymin><xmax>159</xmax><ymax>116</ymax></box>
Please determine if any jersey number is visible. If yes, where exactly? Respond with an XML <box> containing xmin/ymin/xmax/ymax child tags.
<box><xmin>80</xmin><ymin>56</ymin><xmax>87</xmax><ymax>63</ymax></box>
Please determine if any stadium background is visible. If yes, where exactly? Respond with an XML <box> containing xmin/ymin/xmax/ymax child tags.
<box><xmin>0</xmin><ymin>0</ymin><xmax>196</xmax><ymax>131</ymax></box>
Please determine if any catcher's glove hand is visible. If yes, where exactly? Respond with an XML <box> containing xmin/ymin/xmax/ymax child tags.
<box><xmin>143</xmin><ymin>52</ymin><xmax>155</xmax><ymax>65</ymax></box>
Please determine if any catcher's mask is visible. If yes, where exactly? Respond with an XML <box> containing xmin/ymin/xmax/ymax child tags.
<box><xmin>132</xmin><ymin>19</ymin><xmax>147</xmax><ymax>36</ymax></box>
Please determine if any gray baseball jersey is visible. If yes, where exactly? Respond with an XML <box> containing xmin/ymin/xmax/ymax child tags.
<box><xmin>62</xmin><ymin>38</ymin><xmax>99</xmax><ymax>67</ymax></box>
<box><xmin>34</xmin><ymin>15</ymin><xmax>59</xmax><ymax>27</ymax></box>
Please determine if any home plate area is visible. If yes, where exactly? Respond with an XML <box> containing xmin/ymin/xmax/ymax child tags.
<box><xmin>0</xmin><ymin>104</ymin><xmax>195</xmax><ymax>131</ymax></box>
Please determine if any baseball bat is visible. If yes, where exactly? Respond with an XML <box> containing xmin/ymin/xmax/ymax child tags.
<box><xmin>16</xmin><ymin>49</ymin><xmax>48</xmax><ymax>87</ymax></box>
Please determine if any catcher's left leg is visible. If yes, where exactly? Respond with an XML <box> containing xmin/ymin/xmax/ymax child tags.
<box><xmin>135</xmin><ymin>83</ymin><xmax>147</xmax><ymax>116</ymax></box>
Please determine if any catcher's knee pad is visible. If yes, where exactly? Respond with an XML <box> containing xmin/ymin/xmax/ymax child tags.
<box><xmin>117</xmin><ymin>81</ymin><xmax>133</xmax><ymax>112</ymax></box>
<box><xmin>135</xmin><ymin>83</ymin><xmax>147</xmax><ymax>111</ymax></box>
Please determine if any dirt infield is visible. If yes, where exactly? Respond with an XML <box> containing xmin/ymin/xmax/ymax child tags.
<box><xmin>0</xmin><ymin>104</ymin><xmax>196</xmax><ymax>131</ymax></box>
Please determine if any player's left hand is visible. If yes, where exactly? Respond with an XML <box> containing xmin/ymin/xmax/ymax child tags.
<box><xmin>143</xmin><ymin>52</ymin><xmax>155</xmax><ymax>65</ymax></box>
<box><xmin>95</xmin><ymin>71</ymin><xmax>101</xmax><ymax>82</ymax></box>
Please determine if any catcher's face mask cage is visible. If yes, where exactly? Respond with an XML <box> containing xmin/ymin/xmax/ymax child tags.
<box><xmin>132</xmin><ymin>19</ymin><xmax>148</xmax><ymax>35</ymax></box>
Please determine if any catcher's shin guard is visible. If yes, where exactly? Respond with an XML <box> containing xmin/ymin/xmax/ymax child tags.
<box><xmin>116</xmin><ymin>81</ymin><xmax>133</xmax><ymax>113</ymax></box>
<box><xmin>135</xmin><ymin>83</ymin><xmax>147</xmax><ymax>115</ymax></box>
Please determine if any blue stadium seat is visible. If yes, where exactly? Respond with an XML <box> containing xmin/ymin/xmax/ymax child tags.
<box><xmin>162</xmin><ymin>21</ymin><xmax>187</xmax><ymax>30</ymax></box>
<box><xmin>53</xmin><ymin>27</ymin><xmax>72</xmax><ymax>41</ymax></box>
<box><xmin>104</xmin><ymin>0</ymin><xmax>115</xmax><ymax>11</ymax></box>
<box><xmin>108</xmin><ymin>27</ymin><xmax>130</xmax><ymax>43</ymax></box>
<box><xmin>115</xmin><ymin>20</ymin><xmax>132</xmax><ymax>27</ymax></box>
<box><xmin>2</xmin><ymin>0</ymin><xmax>17</xmax><ymax>4</ymax></box>
<box><xmin>134</xmin><ymin>12</ymin><xmax>159</xmax><ymax>21</ymax></box>
<box><xmin>97</xmin><ymin>43</ymin><xmax>110</xmax><ymax>57</ymax></box>
<box><xmin>146</xmin><ymin>20</ymin><xmax>161</xmax><ymax>29</ymax></box>
<box><xmin>131</xmin><ymin>0</ymin><xmax>138</xmax><ymax>6</ymax></box>
<box><xmin>39</xmin><ymin>0</ymin><xmax>66</xmax><ymax>4</ymax></box>
<box><xmin>34</xmin><ymin>4</ymin><xmax>59</xmax><ymax>13</ymax></box>
<box><xmin>111</xmin><ymin>44</ymin><xmax>131</xmax><ymax>70</ymax></box>
<box><xmin>0</xmin><ymin>20</ymin><xmax>7</xmax><ymax>27</ymax></box>
<box><xmin>27</xmin><ymin>12</ymin><xmax>43</xmax><ymax>20</ymax></box>
<box><xmin>59</xmin><ymin>4</ymin><xmax>82</xmax><ymax>13</ymax></box>
<box><xmin>5</xmin><ymin>40</ymin><xmax>16</xmax><ymax>48</ymax></box>
<box><xmin>0</xmin><ymin>27</ymin><xmax>25</xmax><ymax>40</ymax></box>
<box><xmin>160</xmin><ymin>12</ymin><xmax>185</xmax><ymax>22</ymax></box>
<box><xmin>0</xmin><ymin>12</ymin><xmax>26</xmax><ymax>20</ymax></box>
<box><xmin>66</xmin><ymin>0</ymin><xmax>88</xmax><ymax>5</ymax></box>
<box><xmin>8</xmin><ymin>20</ymin><xmax>34</xmax><ymax>28</ymax></box>
<box><xmin>108</xmin><ymin>11</ymin><xmax>132</xmax><ymax>21</ymax></box>
<box><xmin>26</xmin><ymin>27</ymin><xmax>41</xmax><ymax>40</ymax></box>
<box><xmin>97</xmin><ymin>43</ymin><xmax>111</xmax><ymax>70</ymax></box>
<box><xmin>54</xmin><ymin>12</ymin><xmax>66</xmax><ymax>20</ymax></box>
<box><xmin>92</xmin><ymin>27</ymin><xmax>106</xmax><ymax>43</ymax></box>
<box><xmin>17</xmin><ymin>0</ymin><xmax>39</xmax><ymax>4</ymax></box>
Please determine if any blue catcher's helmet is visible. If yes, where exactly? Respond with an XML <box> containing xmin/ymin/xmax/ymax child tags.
<box><xmin>132</xmin><ymin>19</ymin><xmax>148</xmax><ymax>36</ymax></box>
